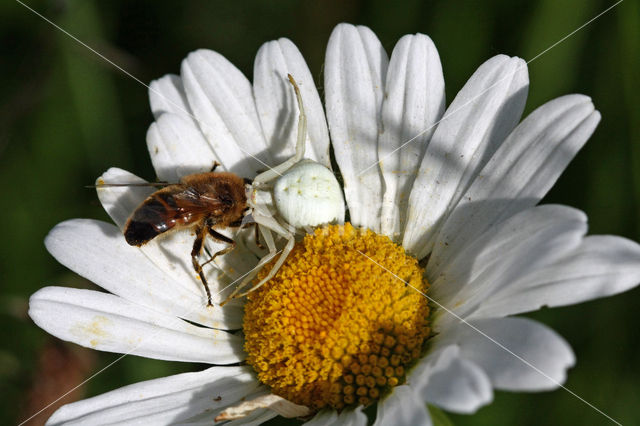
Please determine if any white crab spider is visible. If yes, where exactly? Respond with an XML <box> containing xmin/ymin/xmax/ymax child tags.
<box><xmin>224</xmin><ymin>75</ymin><xmax>345</xmax><ymax>302</ymax></box>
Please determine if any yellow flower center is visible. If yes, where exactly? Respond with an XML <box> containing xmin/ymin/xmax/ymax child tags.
<box><xmin>243</xmin><ymin>223</ymin><xmax>430</xmax><ymax>410</ymax></box>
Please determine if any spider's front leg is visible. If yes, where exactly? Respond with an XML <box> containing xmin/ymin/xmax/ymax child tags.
<box><xmin>218</xmin><ymin>74</ymin><xmax>344</xmax><ymax>305</ymax></box>
<box><xmin>220</xmin><ymin>211</ymin><xmax>294</xmax><ymax>305</ymax></box>
<box><xmin>251</xmin><ymin>74</ymin><xmax>307</xmax><ymax>186</ymax></box>
<box><xmin>236</xmin><ymin>217</ymin><xmax>297</xmax><ymax>298</ymax></box>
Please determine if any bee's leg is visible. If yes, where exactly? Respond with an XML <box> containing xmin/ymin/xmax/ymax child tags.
<box><xmin>229</xmin><ymin>217</ymin><xmax>264</xmax><ymax>250</ymax></box>
<box><xmin>228</xmin><ymin>218</ymin><xmax>244</xmax><ymax>227</ymax></box>
<box><xmin>201</xmin><ymin>227</ymin><xmax>236</xmax><ymax>268</ymax></box>
<box><xmin>235</xmin><ymin>221</ymin><xmax>264</xmax><ymax>249</ymax></box>
<box><xmin>210</xmin><ymin>161</ymin><xmax>221</xmax><ymax>172</ymax></box>
<box><xmin>253</xmin><ymin>222</ymin><xmax>264</xmax><ymax>249</ymax></box>
<box><xmin>191</xmin><ymin>225</ymin><xmax>213</xmax><ymax>307</ymax></box>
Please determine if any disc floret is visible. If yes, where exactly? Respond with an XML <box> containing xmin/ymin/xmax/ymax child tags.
<box><xmin>243</xmin><ymin>223</ymin><xmax>431</xmax><ymax>410</ymax></box>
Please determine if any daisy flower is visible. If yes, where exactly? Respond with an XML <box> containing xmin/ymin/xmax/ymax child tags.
<box><xmin>30</xmin><ymin>23</ymin><xmax>640</xmax><ymax>425</ymax></box>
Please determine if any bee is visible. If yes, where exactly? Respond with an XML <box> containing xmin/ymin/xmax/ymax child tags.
<box><xmin>122</xmin><ymin>167</ymin><xmax>250</xmax><ymax>307</ymax></box>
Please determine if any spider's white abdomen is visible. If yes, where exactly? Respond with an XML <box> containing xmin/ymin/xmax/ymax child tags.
<box><xmin>273</xmin><ymin>160</ymin><xmax>345</xmax><ymax>228</ymax></box>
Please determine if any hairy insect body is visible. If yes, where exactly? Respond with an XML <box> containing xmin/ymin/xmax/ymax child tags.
<box><xmin>124</xmin><ymin>191</ymin><xmax>179</xmax><ymax>245</ymax></box>
<box><xmin>125</xmin><ymin>172</ymin><xmax>247</xmax><ymax>247</ymax></box>
<box><xmin>122</xmin><ymin>172</ymin><xmax>248</xmax><ymax>307</ymax></box>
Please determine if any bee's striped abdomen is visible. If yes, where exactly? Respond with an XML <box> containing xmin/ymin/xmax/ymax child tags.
<box><xmin>124</xmin><ymin>192</ymin><xmax>178</xmax><ymax>246</ymax></box>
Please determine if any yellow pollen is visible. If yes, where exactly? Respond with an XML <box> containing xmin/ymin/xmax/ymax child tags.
<box><xmin>243</xmin><ymin>223</ymin><xmax>430</xmax><ymax>410</ymax></box>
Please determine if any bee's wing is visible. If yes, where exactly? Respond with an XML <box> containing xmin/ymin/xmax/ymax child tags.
<box><xmin>173</xmin><ymin>187</ymin><xmax>228</xmax><ymax>215</ymax></box>
<box><xmin>124</xmin><ymin>183</ymin><xmax>231</xmax><ymax>246</ymax></box>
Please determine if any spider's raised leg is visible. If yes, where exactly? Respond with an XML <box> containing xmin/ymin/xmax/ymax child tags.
<box><xmin>252</xmin><ymin>74</ymin><xmax>307</xmax><ymax>185</ymax></box>
<box><xmin>219</xmin><ymin>75</ymin><xmax>310</xmax><ymax>306</ymax></box>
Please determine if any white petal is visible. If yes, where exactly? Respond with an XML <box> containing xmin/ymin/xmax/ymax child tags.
<box><xmin>334</xmin><ymin>407</ymin><xmax>367</xmax><ymax>426</ymax></box>
<box><xmin>147</xmin><ymin>113</ymin><xmax>218</xmax><ymax>182</ymax></box>
<box><xmin>378</xmin><ymin>33</ymin><xmax>445</xmax><ymax>241</ymax></box>
<box><xmin>432</xmin><ymin>95</ymin><xmax>600</xmax><ymax>270</ymax></box>
<box><xmin>404</xmin><ymin>55</ymin><xmax>529</xmax><ymax>258</ymax></box>
<box><xmin>423</xmin><ymin>357</ymin><xmax>490</xmax><ymax>414</ymax></box>
<box><xmin>45</xmin><ymin>219</ymin><xmax>243</xmax><ymax>329</ymax></box>
<box><xmin>304</xmin><ymin>410</ymin><xmax>339</xmax><ymax>425</ymax></box>
<box><xmin>149</xmin><ymin>74</ymin><xmax>193</xmax><ymax>119</ymax></box>
<box><xmin>409</xmin><ymin>345</ymin><xmax>492</xmax><ymax>414</ymax></box>
<box><xmin>325</xmin><ymin>23</ymin><xmax>388</xmax><ymax>232</ymax></box>
<box><xmin>181</xmin><ymin>49</ymin><xmax>271</xmax><ymax>176</ymax></box>
<box><xmin>475</xmin><ymin>235</ymin><xmax>640</xmax><ymax>318</ymax></box>
<box><xmin>375</xmin><ymin>385</ymin><xmax>431</xmax><ymax>426</ymax></box>
<box><xmin>438</xmin><ymin>317</ymin><xmax>575</xmax><ymax>391</ymax></box>
<box><xmin>30</xmin><ymin>287</ymin><xmax>243</xmax><ymax>364</ymax></box>
<box><xmin>254</xmin><ymin>38</ymin><xmax>330</xmax><ymax>166</ymax></box>
<box><xmin>46</xmin><ymin>366</ymin><xmax>258</xmax><ymax>426</ymax></box>
<box><xmin>429</xmin><ymin>205</ymin><xmax>587</xmax><ymax>327</ymax></box>
<box><xmin>96</xmin><ymin>168</ymin><xmax>154</xmax><ymax>229</ymax></box>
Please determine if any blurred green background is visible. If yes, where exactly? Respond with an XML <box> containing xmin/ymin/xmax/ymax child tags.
<box><xmin>1</xmin><ymin>0</ymin><xmax>638</xmax><ymax>424</ymax></box>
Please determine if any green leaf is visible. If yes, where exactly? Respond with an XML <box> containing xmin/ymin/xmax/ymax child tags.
<box><xmin>428</xmin><ymin>404</ymin><xmax>455</xmax><ymax>426</ymax></box>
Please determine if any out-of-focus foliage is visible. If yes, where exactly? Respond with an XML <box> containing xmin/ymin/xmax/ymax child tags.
<box><xmin>1</xmin><ymin>0</ymin><xmax>638</xmax><ymax>425</ymax></box>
